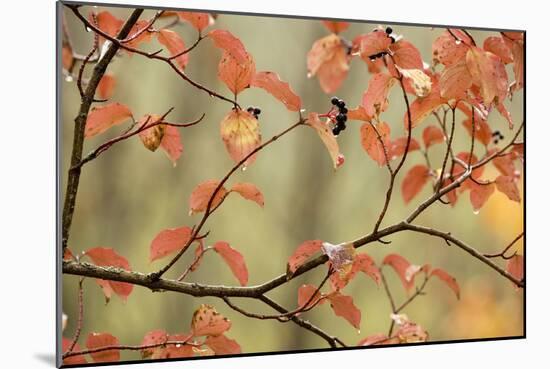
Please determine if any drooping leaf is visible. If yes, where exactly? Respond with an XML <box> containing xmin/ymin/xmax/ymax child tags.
<box><xmin>503</xmin><ymin>34</ymin><xmax>524</xmax><ymax>91</ymax></box>
<box><xmin>218</xmin><ymin>50</ymin><xmax>255</xmax><ymax>95</ymax></box>
<box><xmin>402</xmin><ymin>165</ymin><xmax>430</xmax><ymax>204</ymax></box>
<box><xmin>430</xmin><ymin>268</ymin><xmax>460</xmax><ymax>299</ymax></box>
<box><xmin>97</xmin><ymin>73</ymin><xmax>116</xmax><ymax>100</ymax></box>
<box><xmin>422</xmin><ymin>125</ymin><xmax>445</xmax><ymax>148</ymax></box>
<box><xmin>321</xmin><ymin>20</ymin><xmax>350</xmax><ymax>34</ymax></box>
<box><xmin>362</xmin><ymin>72</ymin><xmax>395</xmax><ymax>118</ymax></box>
<box><xmin>85</xmin><ymin>247</ymin><xmax>133</xmax><ymax>302</ymax></box>
<box><xmin>462</xmin><ymin>116</ymin><xmax>492</xmax><ymax>147</ymax></box>
<box><xmin>204</xmin><ymin>334</ymin><xmax>241</xmax><ymax>355</ymax></box>
<box><xmin>220</xmin><ymin>109</ymin><xmax>261</xmax><ymax>167</ymax></box>
<box><xmin>307</xmin><ymin>112</ymin><xmax>344</xmax><ymax>169</ymax></box>
<box><xmin>62</xmin><ymin>337</ymin><xmax>87</xmax><ymax>365</ymax></box>
<box><xmin>96</xmin><ymin>11</ymin><xmax>123</xmax><ymax>40</ymax></box>
<box><xmin>231</xmin><ymin>182</ymin><xmax>264</xmax><ymax>207</ymax></box>
<box><xmin>360</xmin><ymin>121</ymin><xmax>391</xmax><ymax>166</ymax></box>
<box><xmin>125</xmin><ymin>20</ymin><xmax>154</xmax><ymax>51</ymax></box>
<box><xmin>213</xmin><ymin>241</ymin><xmax>249</xmax><ymax>286</ymax></box>
<box><xmin>390</xmin><ymin>40</ymin><xmax>424</xmax><ymax>70</ymax></box>
<box><xmin>346</xmin><ymin>106</ymin><xmax>372</xmax><ymax>122</ymax></box>
<box><xmin>208</xmin><ymin>29</ymin><xmax>248</xmax><ymax>63</ymax></box>
<box><xmin>287</xmin><ymin>240</ymin><xmax>323</xmax><ymax>274</ymax></box>
<box><xmin>506</xmin><ymin>254</ymin><xmax>524</xmax><ymax>285</ymax></box>
<box><xmin>297</xmin><ymin>284</ymin><xmax>326</xmax><ymax>310</ymax></box>
<box><xmin>189</xmin><ymin>180</ymin><xmax>228</xmax><ymax>215</ymax></box>
<box><xmin>307</xmin><ymin>34</ymin><xmax>350</xmax><ymax>93</ymax></box>
<box><xmin>495</xmin><ymin>175</ymin><xmax>521</xmax><ymax>202</ymax></box>
<box><xmin>149</xmin><ymin>225</ymin><xmax>193</xmax><ymax>262</ymax></box>
<box><xmin>160</xmin><ymin>124</ymin><xmax>183</xmax><ymax>166</ymax></box>
<box><xmin>251</xmin><ymin>71</ymin><xmax>302</xmax><ymax>111</ymax></box>
<box><xmin>327</xmin><ymin>292</ymin><xmax>361</xmax><ymax>329</ymax></box>
<box><xmin>492</xmin><ymin>153</ymin><xmax>518</xmax><ymax>177</ymax></box>
<box><xmin>382</xmin><ymin>254</ymin><xmax>422</xmax><ymax>293</ymax></box>
<box><xmin>85</xmin><ymin>103</ymin><xmax>133</xmax><ymax>138</ymax></box>
<box><xmin>191</xmin><ymin>304</ymin><xmax>232</xmax><ymax>337</ymax></box>
<box><xmin>469</xmin><ymin>182</ymin><xmax>495</xmax><ymax>212</ymax></box>
<box><xmin>86</xmin><ymin>332</ymin><xmax>120</xmax><ymax>363</ymax></box>
<box><xmin>177</xmin><ymin>12</ymin><xmax>214</xmax><ymax>32</ymax></box>
<box><xmin>138</xmin><ymin>115</ymin><xmax>165</xmax><ymax>152</ymax></box>
<box><xmin>388</xmin><ymin>137</ymin><xmax>421</xmax><ymax>160</ymax></box>
<box><xmin>140</xmin><ymin>330</ymin><xmax>193</xmax><ymax>359</ymax></box>
<box><xmin>466</xmin><ymin>47</ymin><xmax>508</xmax><ymax>105</ymax></box>
<box><xmin>157</xmin><ymin>29</ymin><xmax>189</xmax><ymax>70</ymax></box>
<box><xmin>440</xmin><ymin>60</ymin><xmax>473</xmax><ymax>100</ymax></box>
<box><xmin>164</xmin><ymin>333</ymin><xmax>195</xmax><ymax>358</ymax></box>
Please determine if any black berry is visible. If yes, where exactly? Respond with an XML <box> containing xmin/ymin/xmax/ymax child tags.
<box><xmin>493</xmin><ymin>139</ymin><xmax>499</xmax><ymax>145</ymax></box>
<box><xmin>247</xmin><ymin>107</ymin><xmax>254</xmax><ymax>113</ymax></box>
<box><xmin>336</xmin><ymin>99</ymin><xmax>346</xmax><ymax>109</ymax></box>
<box><xmin>336</xmin><ymin>113</ymin><xmax>347</xmax><ymax>123</ymax></box>
<box><xmin>340</xmin><ymin>123</ymin><xmax>347</xmax><ymax>131</ymax></box>
<box><xmin>385</xmin><ymin>27</ymin><xmax>393</xmax><ymax>35</ymax></box>
<box><xmin>331</xmin><ymin>96</ymin><xmax>340</xmax><ymax>105</ymax></box>
<box><xmin>339</xmin><ymin>106</ymin><xmax>348</xmax><ymax>114</ymax></box>
<box><xmin>390</xmin><ymin>36</ymin><xmax>395</xmax><ymax>43</ymax></box>
<box><xmin>332</xmin><ymin>126</ymin><xmax>341</xmax><ymax>136</ymax></box>
<box><xmin>253</xmin><ymin>107</ymin><xmax>261</xmax><ymax>115</ymax></box>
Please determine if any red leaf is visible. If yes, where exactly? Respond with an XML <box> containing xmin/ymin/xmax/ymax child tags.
<box><xmin>191</xmin><ymin>304</ymin><xmax>231</xmax><ymax>337</ymax></box>
<box><xmin>307</xmin><ymin>112</ymin><xmax>344</xmax><ymax>169</ymax></box>
<box><xmin>213</xmin><ymin>241</ymin><xmax>249</xmax><ymax>286</ymax></box>
<box><xmin>466</xmin><ymin>47</ymin><xmax>508</xmax><ymax>105</ymax></box>
<box><xmin>220</xmin><ymin>109</ymin><xmax>261</xmax><ymax>167</ymax></box>
<box><xmin>160</xmin><ymin>124</ymin><xmax>183</xmax><ymax>166</ymax></box>
<box><xmin>208</xmin><ymin>29</ymin><xmax>248</xmax><ymax>63</ymax></box>
<box><xmin>321</xmin><ymin>20</ymin><xmax>350</xmax><ymax>34</ymax></box>
<box><xmin>85</xmin><ymin>247</ymin><xmax>133</xmax><ymax>302</ymax></box>
<box><xmin>231</xmin><ymin>182</ymin><xmax>264</xmax><ymax>207</ymax></box>
<box><xmin>62</xmin><ymin>337</ymin><xmax>87</xmax><ymax>365</ymax></box>
<box><xmin>360</xmin><ymin>121</ymin><xmax>391</xmax><ymax>166</ymax></box>
<box><xmin>506</xmin><ymin>254</ymin><xmax>524</xmax><ymax>285</ymax></box>
<box><xmin>165</xmin><ymin>333</ymin><xmax>194</xmax><ymax>358</ymax></box>
<box><xmin>149</xmin><ymin>225</ymin><xmax>193</xmax><ymax>262</ymax></box>
<box><xmin>85</xmin><ymin>103</ymin><xmax>132</xmax><ymax>138</ymax></box>
<box><xmin>96</xmin><ymin>11</ymin><xmax>123</xmax><ymax>39</ymax></box>
<box><xmin>327</xmin><ymin>292</ymin><xmax>361</xmax><ymax>329</ymax></box>
<box><xmin>462</xmin><ymin>116</ymin><xmax>492</xmax><ymax>147</ymax></box>
<box><xmin>251</xmin><ymin>71</ymin><xmax>302</xmax><ymax>111</ymax></box>
<box><xmin>390</xmin><ymin>40</ymin><xmax>424</xmax><ymax>70</ymax></box>
<box><xmin>125</xmin><ymin>20</ymin><xmax>154</xmax><ymax>52</ymax></box>
<box><xmin>357</xmin><ymin>30</ymin><xmax>392</xmax><ymax>58</ymax></box>
<box><xmin>495</xmin><ymin>175</ymin><xmax>521</xmax><ymax>202</ymax></box>
<box><xmin>218</xmin><ymin>50</ymin><xmax>255</xmax><ymax>95</ymax></box>
<box><xmin>86</xmin><ymin>332</ymin><xmax>120</xmax><ymax>363</ymax></box>
<box><xmin>440</xmin><ymin>60</ymin><xmax>473</xmax><ymax>100</ymax></box>
<box><xmin>177</xmin><ymin>12</ymin><xmax>214</xmax><ymax>32</ymax></box>
<box><xmin>382</xmin><ymin>254</ymin><xmax>422</xmax><ymax>293</ymax></box>
<box><xmin>402</xmin><ymin>165</ymin><xmax>430</xmax><ymax>204</ymax></box>
<box><xmin>362</xmin><ymin>73</ymin><xmax>395</xmax><ymax>118</ymax></box>
<box><xmin>469</xmin><ymin>182</ymin><xmax>495</xmax><ymax>212</ymax></box>
<box><xmin>287</xmin><ymin>240</ymin><xmax>323</xmax><ymax>274</ymax></box>
<box><xmin>493</xmin><ymin>153</ymin><xmax>518</xmax><ymax>177</ymax></box>
<box><xmin>307</xmin><ymin>34</ymin><xmax>350</xmax><ymax>93</ymax></box>
<box><xmin>430</xmin><ymin>268</ymin><xmax>460</xmax><ymax>299</ymax></box>
<box><xmin>358</xmin><ymin>333</ymin><xmax>395</xmax><ymax>346</ymax></box>
<box><xmin>141</xmin><ymin>330</ymin><xmax>194</xmax><ymax>359</ymax></box>
<box><xmin>189</xmin><ymin>180</ymin><xmax>228</xmax><ymax>215</ymax></box>
<box><xmin>483</xmin><ymin>36</ymin><xmax>513</xmax><ymax>64</ymax></box>
<box><xmin>297</xmin><ymin>284</ymin><xmax>325</xmax><ymax>309</ymax></box>
<box><xmin>432</xmin><ymin>29</ymin><xmax>470</xmax><ymax>66</ymax></box>
<box><xmin>389</xmin><ymin>137</ymin><xmax>421</xmax><ymax>160</ymax></box>
<box><xmin>157</xmin><ymin>29</ymin><xmax>189</xmax><ymax>70</ymax></box>
<box><xmin>97</xmin><ymin>73</ymin><xmax>116</xmax><ymax>100</ymax></box>
<box><xmin>347</xmin><ymin>106</ymin><xmax>372</xmax><ymax>122</ymax></box>
<box><xmin>503</xmin><ymin>34</ymin><xmax>524</xmax><ymax>91</ymax></box>
<box><xmin>205</xmin><ymin>334</ymin><xmax>242</xmax><ymax>355</ymax></box>
<box><xmin>422</xmin><ymin>126</ymin><xmax>445</xmax><ymax>148</ymax></box>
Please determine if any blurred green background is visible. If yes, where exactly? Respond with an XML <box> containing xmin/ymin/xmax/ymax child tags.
<box><xmin>61</xmin><ymin>4</ymin><xmax>524</xmax><ymax>360</ymax></box>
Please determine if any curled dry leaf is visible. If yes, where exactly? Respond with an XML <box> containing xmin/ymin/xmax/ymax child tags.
<box><xmin>307</xmin><ymin>112</ymin><xmax>344</xmax><ymax>169</ymax></box>
<box><xmin>213</xmin><ymin>241</ymin><xmax>249</xmax><ymax>286</ymax></box>
<box><xmin>97</xmin><ymin>73</ymin><xmax>116</xmax><ymax>100</ymax></box>
<box><xmin>218</xmin><ymin>50</ymin><xmax>255</xmax><ymax>95</ymax></box>
<box><xmin>321</xmin><ymin>20</ymin><xmax>350</xmax><ymax>34</ymax></box>
<box><xmin>422</xmin><ymin>125</ymin><xmax>445</xmax><ymax>148</ymax></box>
<box><xmin>86</xmin><ymin>332</ymin><xmax>120</xmax><ymax>363</ymax></box>
<box><xmin>287</xmin><ymin>240</ymin><xmax>323</xmax><ymax>274</ymax></box>
<box><xmin>322</xmin><ymin>242</ymin><xmax>355</xmax><ymax>276</ymax></box>
<box><xmin>208</xmin><ymin>29</ymin><xmax>248</xmax><ymax>64</ymax></box>
<box><xmin>177</xmin><ymin>11</ymin><xmax>214</xmax><ymax>32</ymax></box>
<box><xmin>430</xmin><ymin>268</ymin><xmax>460</xmax><ymax>299</ymax></box>
<box><xmin>189</xmin><ymin>180</ymin><xmax>229</xmax><ymax>215</ymax></box>
<box><xmin>402</xmin><ymin>165</ymin><xmax>430</xmax><ymax>204</ymax></box>
<box><xmin>362</xmin><ymin>72</ymin><xmax>395</xmax><ymax>118</ymax></box>
<box><xmin>191</xmin><ymin>304</ymin><xmax>232</xmax><ymax>337</ymax></box>
<box><xmin>157</xmin><ymin>29</ymin><xmax>189</xmax><ymax>70</ymax></box>
<box><xmin>251</xmin><ymin>71</ymin><xmax>302</xmax><ymax>111</ymax></box>
<box><xmin>205</xmin><ymin>334</ymin><xmax>242</xmax><ymax>355</ymax></box>
<box><xmin>360</xmin><ymin>121</ymin><xmax>391</xmax><ymax>166</ymax></box>
<box><xmin>297</xmin><ymin>284</ymin><xmax>326</xmax><ymax>310</ymax></box>
<box><xmin>138</xmin><ymin>115</ymin><xmax>165</xmax><ymax>152</ymax></box>
<box><xmin>85</xmin><ymin>247</ymin><xmax>134</xmax><ymax>302</ymax></box>
<box><xmin>149</xmin><ymin>225</ymin><xmax>193</xmax><ymax>262</ymax></box>
<box><xmin>220</xmin><ymin>109</ymin><xmax>261</xmax><ymax>167</ymax></box>
<box><xmin>307</xmin><ymin>34</ymin><xmax>350</xmax><ymax>93</ymax></box>
<box><xmin>394</xmin><ymin>320</ymin><xmax>428</xmax><ymax>343</ymax></box>
<box><xmin>231</xmin><ymin>182</ymin><xmax>264</xmax><ymax>207</ymax></box>
<box><xmin>85</xmin><ymin>102</ymin><xmax>133</xmax><ymax>138</ymax></box>
<box><xmin>327</xmin><ymin>292</ymin><xmax>361</xmax><ymax>329</ymax></box>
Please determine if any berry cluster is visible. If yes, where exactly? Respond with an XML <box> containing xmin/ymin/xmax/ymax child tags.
<box><xmin>492</xmin><ymin>130</ymin><xmax>505</xmax><ymax>145</ymax></box>
<box><xmin>369</xmin><ymin>27</ymin><xmax>395</xmax><ymax>61</ymax></box>
<box><xmin>247</xmin><ymin>106</ymin><xmax>262</xmax><ymax>119</ymax></box>
<box><xmin>330</xmin><ymin>96</ymin><xmax>348</xmax><ymax>136</ymax></box>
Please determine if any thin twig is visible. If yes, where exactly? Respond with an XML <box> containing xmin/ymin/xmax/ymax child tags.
<box><xmin>484</xmin><ymin>232</ymin><xmax>524</xmax><ymax>260</ymax></box>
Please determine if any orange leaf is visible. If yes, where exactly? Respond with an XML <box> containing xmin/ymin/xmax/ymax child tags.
<box><xmin>85</xmin><ymin>247</ymin><xmax>133</xmax><ymax>302</ymax></box>
<box><xmin>97</xmin><ymin>73</ymin><xmax>116</xmax><ymax>100</ymax></box>
<box><xmin>422</xmin><ymin>126</ymin><xmax>445</xmax><ymax>148</ymax></box>
<box><xmin>330</xmin><ymin>253</ymin><xmax>380</xmax><ymax>290</ymax></box>
<box><xmin>440</xmin><ymin>60</ymin><xmax>473</xmax><ymax>100</ymax></box>
<box><xmin>503</xmin><ymin>34</ymin><xmax>524</xmax><ymax>91</ymax></box>
<box><xmin>138</xmin><ymin>115</ymin><xmax>165</xmax><ymax>152</ymax></box>
<box><xmin>287</xmin><ymin>240</ymin><xmax>323</xmax><ymax>274</ymax></box>
<box><xmin>357</xmin><ymin>30</ymin><xmax>392</xmax><ymax>58</ymax></box>
<box><xmin>307</xmin><ymin>112</ymin><xmax>344</xmax><ymax>169</ymax></box>
<box><xmin>125</xmin><ymin>20</ymin><xmax>154</xmax><ymax>51</ymax></box>
<box><xmin>466</xmin><ymin>47</ymin><xmax>508</xmax><ymax>105</ymax></box>
<box><xmin>85</xmin><ymin>103</ymin><xmax>132</xmax><ymax>138</ymax></box>
<box><xmin>358</xmin><ymin>333</ymin><xmax>395</xmax><ymax>346</ymax></box>
<box><xmin>469</xmin><ymin>182</ymin><xmax>495</xmax><ymax>212</ymax></box>
<box><xmin>204</xmin><ymin>334</ymin><xmax>241</xmax><ymax>355</ymax></box>
<box><xmin>362</xmin><ymin>73</ymin><xmax>395</xmax><ymax>118</ymax></box>
<box><xmin>321</xmin><ymin>20</ymin><xmax>350</xmax><ymax>34</ymax></box>
<box><xmin>402</xmin><ymin>165</ymin><xmax>430</xmax><ymax>203</ymax></box>
<box><xmin>231</xmin><ymin>182</ymin><xmax>264</xmax><ymax>207</ymax></box>
<box><xmin>86</xmin><ymin>332</ymin><xmax>120</xmax><ymax>363</ymax></box>
<box><xmin>160</xmin><ymin>125</ymin><xmax>183</xmax><ymax>165</ymax></box>
<box><xmin>404</xmin><ymin>78</ymin><xmax>446</xmax><ymax>129</ymax></box>
<box><xmin>208</xmin><ymin>29</ymin><xmax>248</xmax><ymax>63</ymax></box>
<box><xmin>307</xmin><ymin>34</ymin><xmax>350</xmax><ymax>93</ymax></box>
<box><xmin>390</xmin><ymin>40</ymin><xmax>424</xmax><ymax>70</ymax></box>
<box><xmin>96</xmin><ymin>11</ymin><xmax>123</xmax><ymax>39</ymax></box>
<box><xmin>213</xmin><ymin>241</ymin><xmax>249</xmax><ymax>286</ymax></box>
<box><xmin>191</xmin><ymin>304</ymin><xmax>231</xmax><ymax>336</ymax></box>
<box><xmin>383</xmin><ymin>254</ymin><xmax>422</xmax><ymax>293</ymax></box>
<box><xmin>506</xmin><ymin>254</ymin><xmax>524</xmax><ymax>285</ymax></box>
<box><xmin>297</xmin><ymin>284</ymin><xmax>326</xmax><ymax>309</ymax></box>
<box><xmin>220</xmin><ymin>109</ymin><xmax>261</xmax><ymax>167</ymax></box>
<box><xmin>177</xmin><ymin>12</ymin><xmax>214</xmax><ymax>31</ymax></box>
<box><xmin>388</xmin><ymin>137</ymin><xmax>421</xmax><ymax>160</ymax></box>
<box><xmin>218</xmin><ymin>51</ymin><xmax>255</xmax><ymax>95</ymax></box>
<box><xmin>483</xmin><ymin>36</ymin><xmax>513</xmax><ymax>64</ymax></box>
<box><xmin>157</xmin><ymin>29</ymin><xmax>189</xmax><ymax>70</ymax></box>
<box><xmin>430</xmin><ymin>268</ymin><xmax>460</xmax><ymax>299</ymax></box>
<box><xmin>62</xmin><ymin>337</ymin><xmax>87</xmax><ymax>365</ymax></box>
<box><xmin>492</xmin><ymin>153</ymin><xmax>518</xmax><ymax>177</ymax></box>
<box><xmin>495</xmin><ymin>175</ymin><xmax>521</xmax><ymax>202</ymax></box>
<box><xmin>360</xmin><ymin>121</ymin><xmax>391</xmax><ymax>166</ymax></box>
<box><xmin>141</xmin><ymin>330</ymin><xmax>194</xmax><ymax>359</ymax></box>
<box><xmin>149</xmin><ymin>226</ymin><xmax>192</xmax><ymax>262</ymax></box>
<box><xmin>251</xmin><ymin>71</ymin><xmax>302</xmax><ymax>111</ymax></box>
<box><xmin>189</xmin><ymin>180</ymin><xmax>228</xmax><ymax>215</ymax></box>
<box><xmin>347</xmin><ymin>106</ymin><xmax>372</xmax><ymax>122</ymax></box>
<box><xmin>462</xmin><ymin>117</ymin><xmax>492</xmax><ymax>147</ymax></box>
<box><xmin>327</xmin><ymin>292</ymin><xmax>361</xmax><ymax>329</ymax></box>
<box><xmin>432</xmin><ymin>29</ymin><xmax>470</xmax><ymax>66</ymax></box>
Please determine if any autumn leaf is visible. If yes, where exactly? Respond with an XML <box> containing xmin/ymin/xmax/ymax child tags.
<box><xmin>404</xmin><ymin>79</ymin><xmax>446</xmax><ymax>129</ymax></box>
<box><xmin>390</xmin><ymin>40</ymin><xmax>424</xmax><ymax>70</ymax></box>
<box><xmin>358</xmin><ymin>333</ymin><xmax>395</xmax><ymax>346</ymax></box>
<box><xmin>356</xmin><ymin>30</ymin><xmax>392</xmax><ymax>59</ymax></box>
<box><xmin>440</xmin><ymin>60</ymin><xmax>473</xmax><ymax>100</ymax></box>
<box><xmin>85</xmin><ymin>247</ymin><xmax>134</xmax><ymax>302</ymax></box>
<box><xmin>466</xmin><ymin>47</ymin><xmax>508</xmax><ymax>105</ymax></box>
<box><xmin>422</xmin><ymin>125</ymin><xmax>445</xmax><ymax>148</ymax></box>
<box><xmin>362</xmin><ymin>72</ymin><xmax>395</xmax><ymax>118</ymax></box>
<box><xmin>96</xmin><ymin>11</ymin><xmax>123</xmax><ymax>40</ymax></box>
<box><xmin>62</xmin><ymin>46</ymin><xmax>73</xmax><ymax>71</ymax></box>
<box><xmin>218</xmin><ymin>50</ymin><xmax>256</xmax><ymax>95</ymax></box>
<box><xmin>506</xmin><ymin>254</ymin><xmax>524</xmax><ymax>286</ymax></box>
<box><xmin>205</xmin><ymin>334</ymin><xmax>242</xmax><ymax>355</ymax></box>
<box><xmin>138</xmin><ymin>115</ymin><xmax>165</xmax><ymax>152</ymax></box>
<box><xmin>191</xmin><ymin>304</ymin><xmax>231</xmax><ymax>337</ymax></box>
<box><xmin>213</xmin><ymin>241</ymin><xmax>249</xmax><ymax>286</ymax></box>
<box><xmin>393</xmin><ymin>318</ymin><xmax>429</xmax><ymax>343</ymax></box>
<box><xmin>388</xmin><ymin>137</ymin><xmax>421</xmax><ymax>160</ymax></box>
<box><xmin>321</xmin><ymin>242</ymin><xmax>355</xmax><ymax>275</ymax></box>
<box><xmin>330</xmin><ymin>253</ymin><xmax>381</xmax><ymax>291</ymax></box>
<box><xmin>220</xmin><ymin>109</ymin><xmax>261</xmax><ymax>167</ymax></box>
<box><xmin>189</xmin><ymin>180</ymin><xmax>229</xmax><ymax>215</ymax></box>
<box><xmin>383</xmin><ymin>254</ymin><xmax>424</xmax><ymax>293</ymax></box>
<box><xmin>251</xmin><ymin>71</ymin><xmax>302</xmax><ymax>111</ymax></box>
<box><xmin>495</xmin><ymin>175</ymin><xmax>521</xmax><ymax>202</ymax></box>
<box><xmin>86</xmin><ymin>332</ymin><xmax>120</xmax><ymax>363</ymax></box>
<box><xmin>160</xmin><ymin>125</ymin><xmax>183</xmax><ymax>165</ymax></box>
<box><xmin>97</xmin><ymin>73</ymin><xmax>116</xmax><ymax>100</ymax></box>
<box><xmin>85</xmin><ymin>102</ymin><xmax>133</xmax><ymax>138</ymax></box>
<box><xmin>502</xmin><ymin>33</ymin><xmax>524</xmax><ymax>91</ymax></box>
<box><xmin>125</xmin><ymin>20</ymin><xmax>154</xmax><ymax>51</ymax></box>
<box><xmin>297</xmin><ymin>284</ymin><xmax>326</xmax><ymax>310</ymax></box>
<box><xmin>492</xmin><ymin>153</ymin><xmax>518</xmax><ymax>177</ymax></box>
<box><xmin>62</xmin><ymin>337</ymin><xmax>87</xmax><ymax>365</ymax></box>
<box><xmin>157</xmin><ymin>29</ymin><xmax>189</xmax><ymax>70</ymax></box>
<box><xmin>462</xmin><ymin>116</ymin><xmax>492</xmax><ymax>147</ymax></box>
<box><xmin>208</xmin><ymin>29</ymin><xmax>248</xmax><ymax>63</ymax></box>
<box><xmin>347</xmin><ymin>106</ymin><xmax>372</xmax><ymax>122</ymax></box>
<box><xmin>149</xmin><ymin>225</ymin><xmax>193</xmax><ymax>262</ymax></box>
<box><xmin>307</xmin><ymin>34</ymin><xmax>350</xmax><ymax>93</ymax></box>
<box><xmin>469</xmin><ymin>182</ymin><xmax>495</xmax><ymax>212</ymax></box>
<box><xmin>287</xmin><ymin>240</ymin><xmax>323</xmax><ymax>274</ymax></box>
<box><xmin>307</xmin><ymin>112</ymin><xmax>344</xmax><ymax>169</ymax></box>
<box><xmin>321</xmin><ymin>20</ymin><xmax>350</xmax><ymax>34</ymax></box>
<box><xmin>141</xmin><ymin>330</ymin><xmax>193</xmax><ymax>359</ymax></box>
<box><xmin>177</xmin><ymin>12</ymin><xmax>214</xmax><ymax>32</ymax></box>
<box><xmin>398</xmin><ymin>68</ymin><xmax>432</xmax><ymax>97</ymax></box>
<box><xmin>327</xmin><ymin>292</ymin><xmax>361</xmax><ymax>329</ymax></box>
<box><xmin>430</xmin><ymin>268</ymin><xmax>460</xmax><ymax>299</ymax></box>
<box><xmin>483</xmin><ymin>36</ymin><xmax>513</xmax><ymax>64</ymax></box>
<box><xmin>231</xmin><ymin>182</ymin><xmax>264</xmax><ymax>207</ymax></box>
<box><xmin>402</xmin><ymin>165</ymin><xmax>430</xmax><ymax>204</ymax></box>
<box><xmin>432</xmin><ymin>29</ymin><xmax>470</xmax><ymax>66</ymax></box>
<box><xmin>360</xmin><ymin>121</ymin><xmax>391</xmax><ymax>166</ymax></box>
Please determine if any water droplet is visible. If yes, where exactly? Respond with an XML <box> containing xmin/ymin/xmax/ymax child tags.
<box><xmin>65</xmin><ymin>75</ymin><xmax>73</xmax><ymax>82</ymax></box>
<box><xmin>357</xmin><ymin>329</ymin><xmax>361</xmax><ymax>335</ymax></box>
<box><xmin>241</xmin><ymin>166</ymin><xmax>247</xmax><ymax>172</ymax></box>
<box><xmin>455</xmin><ymin>40</ymin><xmax>462</xmax><ymax>45</ymax></box>
<box><xmin>473</xmin><ymin>209</ymin><xmax>480</xmax><ymax>215</ymax></box>
<box><xmin>307</xmin><ymin>72</ymin><xmax>313</xmax><ymax>78</ymax></box>
<box><xmin>85</xmin><ymin>26</ymin><xmax>92</xmax><ymax>32</ymax></box>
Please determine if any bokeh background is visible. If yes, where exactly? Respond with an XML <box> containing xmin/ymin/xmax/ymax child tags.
<box><xmin>61</xmin><ymin>3</ymin><xmax>524</xmax><ymax>360</ymax></box>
